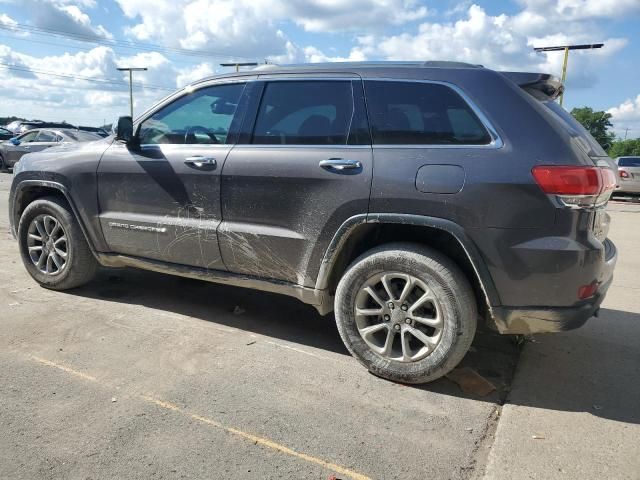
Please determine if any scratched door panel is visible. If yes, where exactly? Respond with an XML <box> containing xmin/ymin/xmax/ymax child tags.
<box><xmin>97</xmin><ymin>142</ymin><xmax>230</xmax><ymax>270</ymax></box>
<box><xmin>219</xmin><ymin>78</ymin><xmax>373</xmax><ymax>287</ymax></box>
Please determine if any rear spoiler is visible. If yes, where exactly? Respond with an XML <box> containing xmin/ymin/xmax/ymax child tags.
<box><xmin>500</xmin><ymin>72</ymin><xmax>564</xmax><ymax>101</ymax></box>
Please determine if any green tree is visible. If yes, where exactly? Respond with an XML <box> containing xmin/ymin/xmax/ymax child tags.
<box><xmin>570</xmin><ymin>107</ymin><xmax>615</xmax><ymax>150</ymax></box>
<box><xmin>608</xmin><ymin>139</ymin><xmax>640</xmax><ymax>158</ymax></box>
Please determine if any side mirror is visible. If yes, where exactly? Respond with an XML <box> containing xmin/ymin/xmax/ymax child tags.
<box><xmin>10</xmin><ymin>137</ymin><xmax>20</xmax><ymax>145</ymax></box>
<box><xmin>113</xmin><ymin>116</ymin><xmax>135</xmax><ymax>144</ymax></box>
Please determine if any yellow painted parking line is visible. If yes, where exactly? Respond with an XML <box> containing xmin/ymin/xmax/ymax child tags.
<box><xmin>29</xmin><ymin>355</ymin><xmax>372</xmax><ymax>480</ymax></box>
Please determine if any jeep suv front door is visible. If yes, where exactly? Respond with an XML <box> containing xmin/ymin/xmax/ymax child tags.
<box><xmin>219</xmin><ymin>77</ymin><xmax>372</xmax><ymax>286</ymax></box>
<box><xmin>97</xmin><ymin>81</ymin><xmax>248</xmax><ymax>269</ymax></box>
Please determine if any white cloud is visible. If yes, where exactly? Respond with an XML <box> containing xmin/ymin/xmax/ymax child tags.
<box><xmin>517</xmin><ymin>0</ymin><xmax>640</xmax><ymax>20</ymax></box>
<box><xmin>0</xmin><ymin>13</ymin><xmax>18</xmax><ymax>27</ymax></box>
<box><xmin>608</xmin><ymin>94</ymin><xmax>640</xmax><ymax>138</ymax></box>
<box><xmin>283</xmin><ymin>0</ymin><xmax>428</xmax><ymax>32</ymax></box>
<box><xmin>115</xmin><ymin>0</ymin><xmax>428</xmax><ymax>61</ymax></box>
<box><xmin>351</xmin><ymin>4</ymin><xmax>628</xmax><ymax>88</ymax></box>
<box><xmin>0</xmin><ymin>44</ymin><xmax>176</xmax><ymax>124</ymax></box>
<box><xmin>26</xmin><ymin>0</ymin><xmax>112</xmax><ymax>39</ymax></box>
<box><xmin>175</xmin><ymin>62</ymin><xmax>216</xmax><ymax>87</ymax></box>
<box><xmin>302</xmin><ymin>46</ymin><xmax>367</xmax><ymax>63</ymax></box>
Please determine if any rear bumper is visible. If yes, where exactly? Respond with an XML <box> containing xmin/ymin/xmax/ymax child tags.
<box><xmin>616</xmin><ymin>181</ymin><xmax>640</xmax><ymax>194</ymax></box>
<box><xmin>491</xmin><ymin>238</ymin><xmax>617</xmax><ymax>334</ymax></box>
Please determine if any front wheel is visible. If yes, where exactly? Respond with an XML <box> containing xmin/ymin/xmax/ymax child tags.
<box><xmin>334</xmin><ymin>243</ymin><xmax>477</xmax><ymax>384</ymax></box>
<box><xmin>0</xmin><ymin>153</ymin><xmax>7</xmax><ymax>172</ymax></box>
<box><xmin>18</xmin><ymin>196</ymin><xmax>98</xmax><ymax>290</ymax></box>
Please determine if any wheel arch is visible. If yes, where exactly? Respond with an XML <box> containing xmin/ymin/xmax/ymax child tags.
<box><xmin>11</xmin><ymin>180</ymin><xmax>97</xmax><ymax>255</ymax></box>
<box><xmin>316</xmin><ymin>213</ymin><xmax>501</xmax><ymax>325</ymax></box>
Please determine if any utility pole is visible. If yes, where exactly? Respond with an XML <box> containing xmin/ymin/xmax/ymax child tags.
<box><xmin>533</xmin><ymin>43</ymin><xmax>604</xmax><ymax>107</ymax></box>
<box><xmin>219</xmin><ymin>62</ymin><xmax>259</xmax><ymax>72</ymax></box>
<box><xmin>624</xmin><ymin>127</ymin><xmax>630</xmax><ymax>140</ymax></box>
<box><xmin>117</xmin><ymin>67</ymin><xmax>148</xmax><ymax>118</ymax></box>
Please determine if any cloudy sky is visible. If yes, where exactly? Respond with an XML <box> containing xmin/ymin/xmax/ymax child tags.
<box><xmin>0</xmin><ymin>0</ymin><xmax>639</xmax><ymax>136</ymax></box>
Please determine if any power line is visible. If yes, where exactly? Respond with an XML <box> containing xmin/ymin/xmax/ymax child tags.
<box><xmin>0</xmin><ymin>62</ymin><xmax>175</xmax><ymax>92</ymax></box>
<box><xmin>0</xmin><ymin>21</ymin><xmax>256</xmax><ymax>62</ymax></box>
<box><xmin>0</xmin><ymin>33</ymin><xmax>202</xmax><ymax>66</ymax></box>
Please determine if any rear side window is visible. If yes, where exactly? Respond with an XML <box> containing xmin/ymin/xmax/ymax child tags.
<box><xmin>365</xmin><ymin>81</ymin><xmax>491</xmax><ymax>145</ymax></box>
<box><xmin>618</xmin><ymin>157</ymin><xmax>640</xmax><ymax>167</ymax></box>
<box><xmin>252</xmin><ymin>81</ymin><xmax>355</xmax><ymax>145</ymax></box>
<box><xmin>36</xmin><ymin>131</ymin><xmax>57</xmax><ymax>142</ymax></box>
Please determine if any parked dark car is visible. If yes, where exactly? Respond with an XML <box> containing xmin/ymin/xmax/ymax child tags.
<box><xmin>0</xmin><ymin>127</ymin><xmax>14</xmax><ymax>141</ymax></box>
<box><xmin>0</xmin><ymin>128</ymin><xmax>102</xmax><ymax>171</ymax></box>
<box><xmin>8</xmin><ymin>62</ymin><xmax>618</xmax><ymax>383</ymax></box>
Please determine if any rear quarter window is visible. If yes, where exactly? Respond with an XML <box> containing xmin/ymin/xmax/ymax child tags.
<box><xmin>364</xmin><ymin>80</ymin><xmax>492</xmax><ymax>145</ymax></box>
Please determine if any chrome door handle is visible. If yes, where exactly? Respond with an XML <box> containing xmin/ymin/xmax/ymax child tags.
<box><xmin>319</xmin><ymin>159</ymin><xmax>362</xmax><ymax>171</ymax></box>
<box><xmin>184</xmin><ymin>156</ymin><xmax>217</xmax><ymax>169</ymax></box>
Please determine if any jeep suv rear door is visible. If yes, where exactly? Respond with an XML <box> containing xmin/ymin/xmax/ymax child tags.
<box><xmin>219</xmin><ymin>77</ymin><xmax>372</xmax><ymax>286</ymax></box>
<box><xmin>97</xmin><ymin>81</ymin><xmax>248</xmax><ymax>269</ymax></box>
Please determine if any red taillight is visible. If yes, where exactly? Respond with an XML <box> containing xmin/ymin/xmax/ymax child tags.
<box><xmin>620</xmin><ymin>170</ymin><xmax>630</xmax><ymax>179</ymax></box>
<box><xmin>578</xmin><ymin>281</ymin><xmax>599</xmax><ymax>300</ymax></box>
<box><xmin>532</xmin><ymin>166</ymin><xmax>602</xmax><ymax>195</ymax></box>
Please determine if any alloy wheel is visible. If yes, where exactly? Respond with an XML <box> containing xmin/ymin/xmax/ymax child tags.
<box><xmin>354</xmin><ymin>272</ymin><xmax>443</xmax><ymax>362</ymax></box>
<box><xmin>26</xmin><ymin>214</ymin><xmax>69</xmax><ymax>275</ymax></box>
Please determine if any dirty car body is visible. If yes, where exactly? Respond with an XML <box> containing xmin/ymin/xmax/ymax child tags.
<box><xmin>9</xmin><ymin>62</ymin><xmax>618</xmax><ymax>382</ymax></box>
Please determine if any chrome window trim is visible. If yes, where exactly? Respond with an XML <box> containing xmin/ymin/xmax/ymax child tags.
<box><xmin>362</xmin><ymin>77</ymin><xmax>504</xmax><ymax>150</ymax></box>
<box><xmin>229</xmin><ymin>145</ymin><xmax>372</xmax><ymax>150</ymax></box>
<box><xmin>134</xmin><ymin>76</ymin><xmax>256</xmax><ymax>128</ymax></box>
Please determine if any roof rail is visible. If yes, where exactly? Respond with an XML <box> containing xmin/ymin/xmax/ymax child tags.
<box><xmin>253</xmin><ymin>61</ymin><xmax>483</xmax><ymax>70</ymax></box>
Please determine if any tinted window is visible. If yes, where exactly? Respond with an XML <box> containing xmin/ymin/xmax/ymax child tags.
<box><xmin>139</xmin><ymin>83</ymin><xmax>245</xmax><ymax>145</ymax></box>
<box><xmin>37</xmin><ymin>131</ymin><xmax>57</xmax><ymax>142</ymax></box>
<box><xmin>18</xmin><ymin>131</ymin><xmax>39</xmax><ymax>143</ymax></box>
<box><xmin>252</xmin><ymin>81</ymin><xmax>354</xmax><ymax>145</ymax></box>
<box><xmin>544</xmin><ymin>101</ymin><xmax>608</xmax><ymax>156</ymax></box>
<box><xmin>365</xmin><ymin>81</ymin><xmax>491</xmax><ymax>145</ymax></box>
<box><xmin>618</xmin><ymin>157</ymin><xmax>640</xmax><ymax>167</ymax></box>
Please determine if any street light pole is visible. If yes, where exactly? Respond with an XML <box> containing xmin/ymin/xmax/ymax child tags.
<box><xmin>117</xmin><ymin>67</ymin><xmax>148</xmax><ymax>118</ymax></box>
<box><xmin>533</xmin><ymin>43</ymin><xmax>604</xmax><ymax>107</ymax></box>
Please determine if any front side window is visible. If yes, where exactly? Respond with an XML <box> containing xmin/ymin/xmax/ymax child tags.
<box><xmin>139</xmin><ymin>83</ymin><xmax>246</xmax><ymax>145</ymax></box>
<box><xmin>18</xmin><ymin>131</ymin><xmax>39</xmax><ymax>143</ymax></box>
<box><xmin>365</xmin><ymin>81</ymin><xmax>491</xmax><ymax>145</ymax></box>
<box><xmin>252</xmin><ymin>81</ymin><xmax>354</xmax><ymax>145</ymax></box>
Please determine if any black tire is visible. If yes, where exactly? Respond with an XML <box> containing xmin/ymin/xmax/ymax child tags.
<box><xmin>0</xmin><ymin>153</ymin><xmax>7</xmax><ymax>172</ymax></box>
<box><xmin>334</xmin><ymin>242</ymin><xmax>477</xmax><ymax>384</ymax></box>
<box><xmin>17</xmin><ymin>196</ymin><xmax>98</xmax><ymax>290</ymax></box>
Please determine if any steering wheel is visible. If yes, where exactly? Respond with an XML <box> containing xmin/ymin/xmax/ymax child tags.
<box><xmin>184</xmin><ymin>126</ymin><xmax>219</xmax><ymax>144</ymax></box>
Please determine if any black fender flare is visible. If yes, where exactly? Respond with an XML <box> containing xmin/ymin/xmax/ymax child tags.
<box><xmin>315</xmin><ymin>213</ymin><xmax>501</xmax><ymax>308</ymax></box>
<box><xmin>10</xmin><ymin>179</ymin><xmax>98</xmax><ymax>255</ymax></box>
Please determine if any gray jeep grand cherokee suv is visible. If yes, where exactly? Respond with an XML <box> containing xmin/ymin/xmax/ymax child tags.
<box><xmin>9</xmin><ymin>62</ymin><xmax>618</xmax><ymax>384</ymax></box>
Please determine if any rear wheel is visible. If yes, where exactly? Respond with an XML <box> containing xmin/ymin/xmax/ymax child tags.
<box><xmin>334</xmin><ymin>243</ymin><xmax>477</xmax><ymax>384</ymax></box>
<box><xmin>18</xmin><ymin>197</ymin><xmax>98</xmax><ymax>290</ymax></box>
<box><xmin>0</xmin><ymin>153</ymin><xmax>6</xmax><ymax>172</ymax></box>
